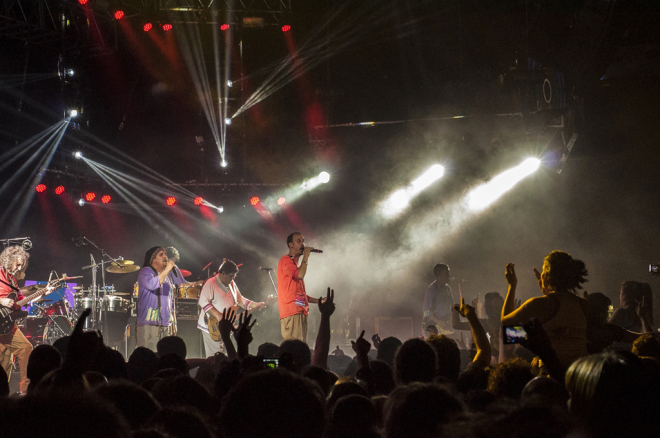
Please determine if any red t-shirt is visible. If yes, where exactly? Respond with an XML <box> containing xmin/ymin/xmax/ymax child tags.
<box><xmin>277</xmin><ymin>255</ymin><xmax>309</xmax><ymax>319</ymax></box>
<box><xmin>0</xmin><ymin>267</ymin><xmax>23</xmax><ymax>309</ymax></box>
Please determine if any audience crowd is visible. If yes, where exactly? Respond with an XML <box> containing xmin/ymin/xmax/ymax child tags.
<box><xmin>1</xmin><ymin>250</ymin><xmax>659</xmax><ymax>438</ymax></box>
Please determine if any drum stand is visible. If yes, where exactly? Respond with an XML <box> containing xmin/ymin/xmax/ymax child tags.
<box><xmin>31</xmin><ymin>304</ymin><xmax>72</xmax><ymax>344</ymax></box>
<box><xmin>80</xmin><ymin>237</ymin><xmax>127</xmax><ymax>336</ymax></box>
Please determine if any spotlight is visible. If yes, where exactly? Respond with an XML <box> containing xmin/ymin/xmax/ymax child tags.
<box><xmin>193</xmin><ymin>196</ymin><xmax>203</xmax><ymax>206</ymax></box>
<box><xmin>35</xmin><ymin>184</ymin><xmax>47</xmax><ymax>193</ymax></box>
<box><xmin>78</xmin><ymin>198</ymin><xmax>85</xmax><ymax>206</ymax></box>
<box><xmin>69</xmin><ymin>109</ymin><xmax>78</xmax><ymax>118</ymax></box>
<box><xmin>319</xmin><ymin>171</ymin><xmax>330</xmax><ymax>183</ymax></box>
<box><xmin>217</xmin><ymin>206</ymin><xmax>224</xmax><ymax>213</ymax></box>
<box><xmin>466</xmin><ymin>158</ymin><xmax>541</xmax><ymax>211</ymax></box>
<box><xmin>220</xmin><ymin>23</ymin><xmax>230</xmax><ymax>31</ymax></box>
<box><xmin>101</xmin><ymin>195</ymin><xmax>111</xmax><ymax>204</ymax></box>
<box><xmin>277</xmin><ymin>197</ymin><xmax>286</xmax><ymax>206</ymax></box>
<box><xmin>67</xmin><ymin>69</ymin><xmax>75</xmax><ymax>76</ymax></box>
<box><xmin>143</xmin><ymin>23</ymin><xmax>153</xmax><ymax>32</ymax></box>
<box><xmin>78</xmin><ymin>0</ymin><xmax>89</xmax><ymax>4</ymax></box>
<box><xmin>250</xmin><ymin>196</ymin><xmax>260</xmax><ymax>206</ymax></box>
<box><xmin>220</xmin><ymin>160</ymin><xmax>228</xmax><ymax>168</ymax></box>
<box><xmin>85</xmin><ymin>192</ymin><xmax>96</xmax><ymax>202</ymax></box>
<box><xmin>166</xmin><ymin>196</ymin><xmax>176</xmax><ymax>206</ymax></box>
<box><xmin>55</xmin><ymin>185</ymin><xmax>65</xmax><ymax>195</ymax></box>
<box><xmin>224</xmin><ymin>118</ymin><xmax>232</xmax><ymax>125</ymax></box>
<box><xmin>162</xmin><ymin>23</ymin><xmax>172</xmax><ymax>31</ymax></box>
<box><xmin>227</xmin><ymin>80</ymin><xmax>233</xmax><ymax>87</ymax></box>
<box><xmin>380</xmin><ymin>164</ymin><xmax>445</xmax><ymax>217</ymax></box>
<box><xmin>114</xmin><ymin>10</ymin><xmax>124</xmax><ymax>20</ymax></box>
<box><xmin>282</xmin><ymin>25</ymin><xmax>291</xmax><ymax>32</ymax></box>
<box><xmin>74</xmin><ymin>151</ymin><xmax>83</xmax><ymax>159</ymax></box>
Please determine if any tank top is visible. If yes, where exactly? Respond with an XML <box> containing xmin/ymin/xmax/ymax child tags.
<box><xmin>542</xmin><ymin>292</ymin><xmax>588</xmax><ymax>367</ymax></box>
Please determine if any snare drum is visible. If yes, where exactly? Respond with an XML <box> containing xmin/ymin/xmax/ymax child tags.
<box><xmin>178</xmin><ymin>285</ymin><xmax>201</xmax><ymax>299</ymax></box>
<box><xmin>103</xmin><ymin>295</ymin><xmax>130</xmax><ymax>313</ymax></box>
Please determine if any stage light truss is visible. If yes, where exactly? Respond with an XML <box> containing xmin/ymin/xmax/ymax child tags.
<box><xmin>0</xmin><ymin>0</ymin><xmax>118</xmax><ymax>51</ymax></box>
<box><xmin>156</xmin><ymin>0</ymin><xmax>292</xmax><ymax>26</ymax></box>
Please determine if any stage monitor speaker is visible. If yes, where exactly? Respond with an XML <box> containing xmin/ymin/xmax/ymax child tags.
<box><xmin>177</xmin><ymin>318</ymin><xmax>203</xmax><ymax>358</ymax></box>
<box><xmin>374</xmin><ymin>317</ymin><xmax>414</xmax><ymax>341</ymax></box>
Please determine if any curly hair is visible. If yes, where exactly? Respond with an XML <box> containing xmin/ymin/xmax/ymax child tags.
<box><xmin>543</xmin><ymin>250</ymin><xmax>588</xmax><ymax>293</ymax></box>
<box><xmin>487</xmin><ymin>357</ymin><xmax>534</xmax><ymax>399</ymax></box>
<box><xmin>0</xmin><ymin>245</ymin><xmax>29</xmax><ymax>272</ymax></box>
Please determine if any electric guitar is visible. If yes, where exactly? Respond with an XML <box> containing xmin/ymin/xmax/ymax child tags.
<box><xmin>207</xmin><ymin>294</ymin><xmax>277</xmax><ymax>341</ymax></box>
<box><xmin>0</xmin><ymin>278</ymin><xmax>60</xmax><ymax>335</ymax></box>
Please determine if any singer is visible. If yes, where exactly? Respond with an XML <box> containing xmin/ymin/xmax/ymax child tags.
<box><xmin>276</xmin><ymin>232</ymin><xmax>323</xmax><ymax>342</ymax></box>
<box><xmin>422</xmin><ymin>263</ymin><xmax>455</xmax><ymax>336</ymax></box>
<box><xmin>136</xmin><ymin>246</ymin><xmax>177</xmax><ymax>351</ymax></box>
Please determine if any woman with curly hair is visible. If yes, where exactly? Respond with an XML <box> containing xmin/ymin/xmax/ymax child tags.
<box><xmin>501</xmin><ymin>250</ymin><xmax>589</xmax><ymax>367</ymax></box>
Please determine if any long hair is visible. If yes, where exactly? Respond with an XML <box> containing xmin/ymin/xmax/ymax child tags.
<box><xmin>0</xmin><ymin>245</ymin><xmax>29</xmax><ymax>272</ymax></box>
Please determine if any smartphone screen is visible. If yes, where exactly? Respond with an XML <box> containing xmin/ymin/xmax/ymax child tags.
<box><xmin>502</xmin><ymin>325</ymin><xmax>528</xmax><ymax>344</ymax></box>
<box><xmin>263</xmin><ymin>358</ymin><xmax>279</xmax><ymax>369</ymax></box>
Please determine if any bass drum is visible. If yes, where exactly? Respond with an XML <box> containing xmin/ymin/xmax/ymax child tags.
<box><xmin>18</xmin><ymin>316</ymin><xmax>73</xmax><ymax>347</ymax></box>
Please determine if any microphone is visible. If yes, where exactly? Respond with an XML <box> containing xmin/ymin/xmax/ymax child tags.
<box><xmin>310</xmin><ymin>249</ymin><xmax>323</xmax><ymax>253</ymax></box>
<box><xmin>259</xmin><ymin>267</ymin><xmax>274</xmax><ymax>271</ymax></box>
<box><xmin>172</xmin><ymin>264</ymin><xmax>179</xmax><ymax>277</ymax></box>
<box><xmin>73</xmin><ymin>236</ymin><xmax>86</xmax><ymax>247</ymax></box>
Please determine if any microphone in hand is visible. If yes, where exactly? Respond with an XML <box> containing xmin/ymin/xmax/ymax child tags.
<box><xmin>310</xmin><ymin>249</ymin><xmax>323</xmax><ymax>253</ymax></box>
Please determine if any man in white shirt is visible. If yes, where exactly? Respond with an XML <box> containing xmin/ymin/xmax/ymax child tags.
<box><xmin>197</xmin><ymin>260</ymin><xmax>265</xmax><ymax>357</ymax></box>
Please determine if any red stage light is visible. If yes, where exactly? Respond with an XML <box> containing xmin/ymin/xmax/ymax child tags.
<box><xmin>250</xmin><ymin>196</ymin><xmax>260</xmax><ymax>206</ymax></box>
<box><xmin>281</xmin><ymin>25</ymin><xmax>291</xmax><ymax>32</ymax></box>
<box><xmin>55</xmin><ymin>186</ymin><xmax>65</xmax><ymax>195</ymax></box>
<box><xmin>220</xmin><ymin>23</ymin><xmax>230</xmax><ymax>31</ymax></box>
<box><xmin>114</xmin><ymin>10</ymin><xmax>124</xmax><ymax>20</ymax></box>
<box><xmin>85</xmin><ymin>192</ymin><xmax>96</xmax><ymax>202</ymax></box>
<box><xmin>101</xmin><ymin>195</ymin><xmax>111</xmax><ymax>204</ymax></box>
<box><xmin>36</xmin><ymin>184</ymin><xmax>47</xmax><ymax>193</ymax></box>
<box><xmin>78</xmin><ymin>0</ymin><xmax>89</xmax><ymax>5</ymax></box>
<box><xmin>193</xmin><ymin>197</ymin><xmax>203</xmax><ymax>206</ymax></box>
<box><xmin>143</xmin><ymin>23</ymin><xmax>153</xmax><ymax>32</ymax></box>
<box><xmin>166</xmin><ymin>197</ymin><xmax>176</xmax><ymax>206</ymax></box>
<box><xmin>277</xmin><ymin>197</ymin><xmax>286</xmax><ymax>206</ymax></box>
<box><xmin>162</xmin><ymin>24</ymin><xmax>172</xmax><ymax>31</ymax></box>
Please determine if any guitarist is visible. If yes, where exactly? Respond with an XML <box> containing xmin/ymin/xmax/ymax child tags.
<box><xmin>197</xmin><ymin>260</ymin><xmax>265</xmax><ymax>358</ymax></box>
<box><xmin>0</xmin><ymin>245</ymin><xmax>33</xmax><ymax>393</ymax></box>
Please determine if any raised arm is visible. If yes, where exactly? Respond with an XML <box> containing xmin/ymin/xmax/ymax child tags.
<box><xmin>312</xmin><ymin>288</ymin><xmax>335</xmax><ymax>369</ymax></box>
<box><xmin>454</xmin><ymin>298</ymin><xmax>491</xmax><ymax>369</ymax></box>
<box><xmin>451</xmin><ymin>306</ymin><xmax>472</xmax><ymax>331</ymax></box>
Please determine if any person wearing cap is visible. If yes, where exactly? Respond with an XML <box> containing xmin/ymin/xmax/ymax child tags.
<box><xmin>136</xmin><ymin>246</ymin><xmax>177</xmax><ymax>351</ymax></box>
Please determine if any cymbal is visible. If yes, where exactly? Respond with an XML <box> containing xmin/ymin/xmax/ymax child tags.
<box><xmin>106</xmin><ymin>261</ymin><xmax>141</xmax><ymax>274</ymax></box>
<box><xmin>20</xmin><ymin>284</ymin><xmax>46</xmax><ymax>293</ymax></box>
<box><xmin>109</xmin><ymin>292</ymin><xmax>132</xmax><ymax>296</ymax></box>
<box><xmin>179</xmin><ymin>269</ymin><xmax>192</xmax><ymax>278</ymax></box>
<box><xmin>120</xmin><ymin>260</ymin><xmax>135</xmax><ymax>265</ymax></box>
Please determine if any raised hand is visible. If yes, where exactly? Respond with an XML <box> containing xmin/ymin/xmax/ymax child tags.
<box><xmin>371</xmin><ymin>333</ymin><xmax>381</xmax><ymax>349</ymax></box>
<box><xmin>235</xmin><ymin>311</ymin><xmax>257</xmax><ymax>355</ymax></box>
<box><xmin>318</xmin><ymin>287</ymin><xmax>335</xmax><ymax>317</ymax></box>
<box><xmin>505</xmin><ymin>263</ymin><xmax>517</xmax><ymax>287</ymax></box>
<box><xmin>219</xmin><ymin>307</ymin><xmax>237</xmax><ymax>340</ymax></box>
<box><xmin>453</xmin><ymin>298</ymin><xmax>476</xmax><ymax>319</ymax></box>
<box><xmin>351</xmin><ymin>330</ymin><xmax>371</xmax><ymax>357</ymax></box>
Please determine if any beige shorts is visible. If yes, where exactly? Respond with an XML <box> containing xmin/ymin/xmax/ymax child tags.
<box><xmin>280</xmin><ymin>313</ymin><xmax>308</xmax><ymax>343</ymax></box>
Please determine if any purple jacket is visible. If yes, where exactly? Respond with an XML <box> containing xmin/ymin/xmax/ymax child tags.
<box><xmin>137</xmin><ymin>266</ymin><xmax>176</xmax><ymax>326</ymax></box>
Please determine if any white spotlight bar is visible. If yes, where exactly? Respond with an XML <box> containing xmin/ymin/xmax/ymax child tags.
<box><xmin>380</xmin><ymin>164</ymin><xmax>444</xmax><ymax>218</ymax></box>
<box><xmin>466</xmin><ymin>158</ymin><xmax>541</xmax><ymax>211</ymax></box>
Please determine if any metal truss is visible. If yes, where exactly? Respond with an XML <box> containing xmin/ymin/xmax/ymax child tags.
<box><xmin>156</xmin><ymin>0</ymin><xmax>292</xmax><ymax>25</ymax></box>
<box><xmin>0</xmin><ymin>0</ymin><xmax>117</xmax><ymax>52</ymax></box>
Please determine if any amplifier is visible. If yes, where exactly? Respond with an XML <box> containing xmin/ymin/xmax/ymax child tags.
<box><xmin>176</xmin><ymin>299</ymin><xmax>199</xmax><ymax>320</ymax></box>
<box><xmin>374</xmin><ymin>317</ymin><xmax>414</xmax><ymax>341</ymax></box>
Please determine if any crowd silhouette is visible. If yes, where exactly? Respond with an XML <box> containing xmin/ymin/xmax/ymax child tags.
<box><xmin>1</xmin><ymin>250</ymin><xmax>659</xmax><ymax>438</ymax></box>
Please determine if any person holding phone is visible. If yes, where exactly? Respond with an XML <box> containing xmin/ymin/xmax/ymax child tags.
<box><xmin>501</xmin><ymin>251</ymin><xmax>589</xmax><ymax>367</ymax></box>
